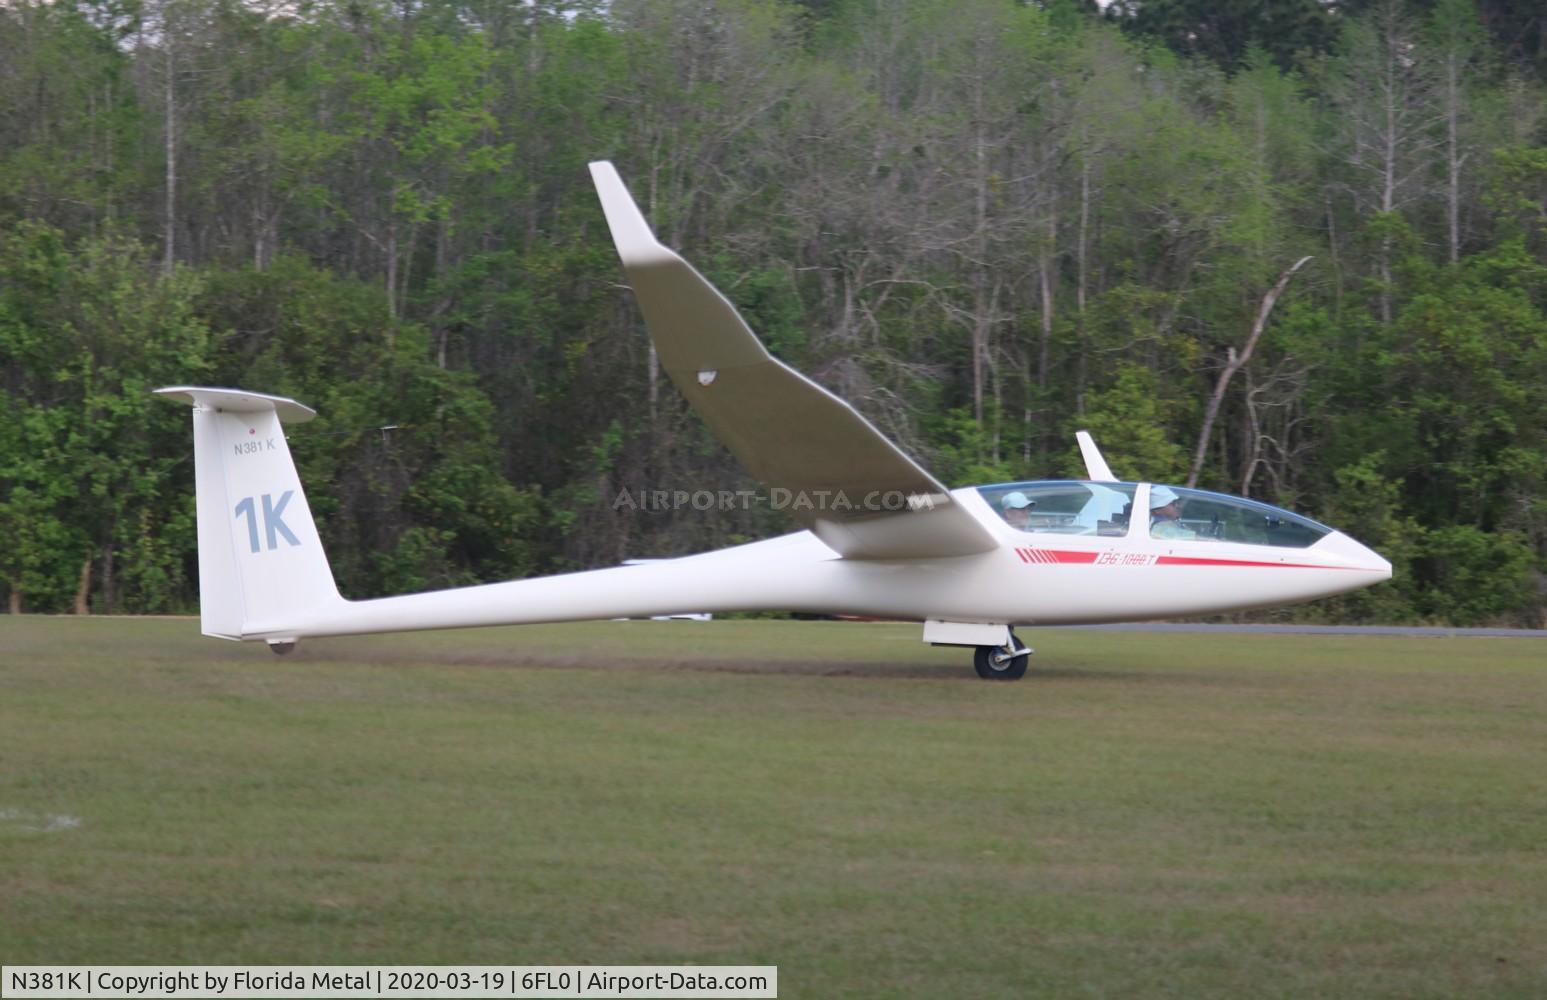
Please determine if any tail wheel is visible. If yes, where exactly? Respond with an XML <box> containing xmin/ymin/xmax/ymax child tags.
<box><xmin>973</xmin><ymin>633</ymin><xmax>1030</xmax><ymax>680</ymax></box>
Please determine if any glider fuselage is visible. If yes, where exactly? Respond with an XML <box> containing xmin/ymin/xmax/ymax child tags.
<box><xmin>235</xmin><ymin>483</ymin><xmax>1388</xmax><ymax>642</ymax></box>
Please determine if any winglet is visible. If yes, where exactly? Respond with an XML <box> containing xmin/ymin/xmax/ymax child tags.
<box><xmin>588</xmin><ymin>161</ymin><xmax>677</xmax><ymax>268</ymax></box>
<box><xmin>588</xmin><ymin>160</ymin><xmax>769</xmax><ymax>371</ymax></box>
<box><xmin>1076</xmin><ymin>430</ymin><xmax>1118</xmax><ymax>482</ymax></box>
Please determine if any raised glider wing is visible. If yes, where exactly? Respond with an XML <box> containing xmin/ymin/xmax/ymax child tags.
<box><xmin>587</xmin><ymin>162</ymin><xmax>993</xmax><ymax>561</ymax></box>
<box><xmin>157</xmin><ymin>162</ymin><xmax>1392</xmax><ymax>679</ymax></box>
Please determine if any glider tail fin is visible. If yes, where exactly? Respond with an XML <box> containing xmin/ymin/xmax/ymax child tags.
<box><xmin>156</xmin><ymin>387</ymin><xmax>343</xmax><ymax>640</ymax></box>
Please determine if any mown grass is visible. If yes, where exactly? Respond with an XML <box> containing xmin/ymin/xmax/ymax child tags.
<box><xmin>2</xmin><ymin>617</ymin><xmax>1544</xmax><ymax>998</ymax></box>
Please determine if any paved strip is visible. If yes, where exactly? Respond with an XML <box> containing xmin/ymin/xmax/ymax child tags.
<box><xmin>1067</xmin><ymin>623</ymin><xmax>1546</xmax><ymax>638</ymax></box>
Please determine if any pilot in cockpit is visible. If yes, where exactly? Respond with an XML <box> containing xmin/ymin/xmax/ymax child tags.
<box><xmin>1001</xmin><ymin>491</ymin><xmax>1033</xmax><ymax>531</ymax></box>
<box><xmin>1150</xmin><ymin>485</ymin><xmax>1196</xmax><ymax>539</ymax></box>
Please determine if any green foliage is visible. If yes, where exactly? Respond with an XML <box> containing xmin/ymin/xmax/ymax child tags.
<box><xmin>0</xmin><ymin>1</ymin><xmax>141</xmax><ymax>231</ymax></box>
<box><xmin>0</xmin><ymin>224</ymin><xmax>208</xmax><ymax>612</ymax></box>
<box><xmin>3</xmin><ymin>0</ymin><xmax>1546</xmax><ymax>625</ymax></box>
<box><xmin>1310</xmin><ymin>455</ymin><xmax>1421</xmax><ymax>623</ymax></box>
<box><xmin>929</xmin><ymin>407</ymin><xmax>1017</xmax><ymax>487</ymax></box>
<box><xmin>1416</xmin><ymin>525</ymin><xmax>1537</xmax><ymax>625</ymax></box>
<box><xmin>1486</xmin><ymin>146</ymin><xmax>1547</xmax><ymax>261</ymax></box>
<box><xmin>193</xmin><ymin>255</ymin><xmax>548</xmax><ymax>598</ymax></box>
<box><xmin>1106</xmin><ymin>0</ymin><xmax>1340</xmax><ymax>75</ymax></box>
<box><xmin>1066</xmin><ymin>363</ymin><xmax>1189</xmax><ymax>483</ymax></box>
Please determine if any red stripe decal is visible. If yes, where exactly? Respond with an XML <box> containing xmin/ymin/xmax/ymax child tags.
<box><xmin>1016</xmin><ymin>548</ymin><xmax>1101</xmax><ymax>565</ymax></box>
<box><xmin>1155</xmin><ymin>556</ymin><xmax>1347</xmax><ymax>570</ymax></box>
<box><xmin>1011</xmin><ymin>549</ymin><xmax>1358</xmax><ymax>571</ymax></box>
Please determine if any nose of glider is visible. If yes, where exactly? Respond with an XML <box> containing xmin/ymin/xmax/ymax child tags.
<box><xmin>1314</xmin><ymin>531</ymin><xmax>1393</xmax><ymax>581</ymax></box>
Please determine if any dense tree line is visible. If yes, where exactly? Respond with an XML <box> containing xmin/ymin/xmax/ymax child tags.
<box><xmin>2</xmin><ymin>0</ymin><xmax>1545</xmax><ymax>624</ymax></box>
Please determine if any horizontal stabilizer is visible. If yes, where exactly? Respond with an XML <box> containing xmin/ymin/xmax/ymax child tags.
<box><xmin>155</xmin><ymin>386</ymin><xmax>317</xmax><ymax>424</ymax></box>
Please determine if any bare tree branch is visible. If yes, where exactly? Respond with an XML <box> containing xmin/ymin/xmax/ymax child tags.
<box><xmin>1186</xmin><ymin>256</ymin><xmax>1313</xmax><ymax>489</ymax></box>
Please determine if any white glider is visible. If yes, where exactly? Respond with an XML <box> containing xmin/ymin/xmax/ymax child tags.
<box><xmin>157</xmin><ymin>162</ymin><xmax>1391</xmax><ymax>679</ymax></box>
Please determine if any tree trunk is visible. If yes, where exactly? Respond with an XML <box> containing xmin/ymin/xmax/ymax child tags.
<box><xmin>1075</xmin><ymin>146</ymin><xmax>1092</xmax><ymax>413</ymax></box>
<box><xmin>1379</xmin><ymin>31</ymin><xmax>1397</xmax><ymax>325</ymax></box>
<box><xmin>73</xmin><ymin>557</ymin><xmax>93</xmax><ymax>615</ymax></box>
<box><xmin>1323</xmin><ymin>190</ymin><xmax>1342</xmax><ymax>315</ymax></box>
<box><xmin>163</xmin><ymin>33</ymin><xmax>176</xmax><ymax>273</ymax></box>
<box><xmin>1186</xmin><ymin>257</ymin><xmax>1312</xmax><ymax>488</ymax></box>
<box><xmin>971</xmin><ymin>112</ymin><xmax>989</xmax><ymax>431</ymax></box>
<box><xmin>398</xmin><ymin>220</ymin><xmax>418</xmax><ymax>319</ymax></box>
<box><xmin>385</xmin><ymin>221</ymin><xmax>398</xmax><ymax>321</ymax></box>
<box><xmin>647</xmin><ymin>342</ymin><xmax>660</xmax><ymax>427</ymax></box>
<box><xmin>972</xmin><ymin>279</ymin><xmax>987</xmax><ymax>430</ymax></box>
<box><xmin>1445</xmin><ymin>50</ymin><xmax>1462</xmax><ymax>264</ymax></box>
<box><xmin>101</xmin><ymin>542</ymin><xmax>116</xmax><ymax>614</ymax></box>
<box><xmin>1241</xmin><ymin>368</ymin><xmax>1263</xmax><ymax>495</ymax></box>
<box><xmin>1038</xmin><ymin>205</ymin><xmax>1056</xmax><ymax>394</ymax></box>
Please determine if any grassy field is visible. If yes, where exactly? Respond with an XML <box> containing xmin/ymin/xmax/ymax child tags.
<box><xmin>2</xmin><ymin>616</ymin><xmax>1545</xmax><ymax>998</ymax></box>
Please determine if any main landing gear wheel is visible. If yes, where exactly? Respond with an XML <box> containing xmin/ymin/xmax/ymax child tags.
<box><xmin>974</xmin><ymin>632</ymin><xmax>1031</xmax><ymax>680</ymax></box>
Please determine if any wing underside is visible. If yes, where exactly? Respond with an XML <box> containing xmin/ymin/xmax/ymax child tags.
<box><xmin>589</xmin><ymin>161</ymin><xmax>997</xmax><ymax>560</ymax></box>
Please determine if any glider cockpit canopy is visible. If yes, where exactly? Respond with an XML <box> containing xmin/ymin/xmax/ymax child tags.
<box><xmin>979</xmin><ymin>480</ymin><xmax>1333</xmax><ymax>548</ymax></box>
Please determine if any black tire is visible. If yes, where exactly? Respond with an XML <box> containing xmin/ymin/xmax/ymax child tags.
<box><xmin>974</xmin><ymin>640</ymin><xmax>1028</xmax><ymax>680</ymax></box>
